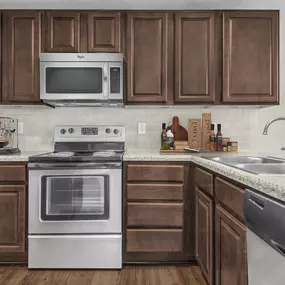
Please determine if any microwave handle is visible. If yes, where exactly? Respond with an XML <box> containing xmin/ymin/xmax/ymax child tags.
<box><xmin>103</xmin><ymin>65</ymin><xmax>109</xmax><ymax>98</ymax></box>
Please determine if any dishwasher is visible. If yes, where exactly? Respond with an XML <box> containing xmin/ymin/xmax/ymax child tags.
<box><xmin>244</xmin><ymin>189</ymin><xmax>285</xmax><ymax>285</ymax></box>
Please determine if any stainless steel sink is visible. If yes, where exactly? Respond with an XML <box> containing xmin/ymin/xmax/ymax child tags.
<box><xmin>236</xmin><ymin>164</ymin><xmax>285</xmax><ymax>175</ymax></box>
<box><xmin>206</xmin><ymin>156</ymin><xmax>284</xmax><ymax>165</ymax></box>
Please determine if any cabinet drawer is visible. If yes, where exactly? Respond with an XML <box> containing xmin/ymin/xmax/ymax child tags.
<box><xmin>127</xmin><ymin>202</ymin><xmax>184</xmax><ymax>227</ymax></box>
<box><xmin>195</xmin><ymin>167</ymin><xmax>213</xmax><ymax>196</ymax></box>
<box><xmin>127</xmin><ymin>164</ymin><xmax>184</xmax><ymax>182</ymax></box>
<box><xmin>127</xmin><ymin>183</ymin><xmax>184</xmax><ymax>201</ymax></box>
<box><xmin>126</xmin><ymin>229</ymin><xmax>183</xmax><ymax>252</ymax></box>
<box><xmin>215</xmin><ymin>177</ymin><xmax>245</xmax><ymax>220</ymax></box>
<box><xmin>0</xmin><ymin>165</ymin><xmax>26</xmax><ymax>182</ymax></box>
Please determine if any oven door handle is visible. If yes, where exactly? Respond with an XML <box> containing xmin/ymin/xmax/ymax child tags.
<box><xmin>28</xmin><ymin>162</ymin><xmax>122</xmax><ymax>169</ymax></box>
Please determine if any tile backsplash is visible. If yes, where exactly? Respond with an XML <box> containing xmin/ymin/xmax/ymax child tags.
<box><xmin>0</xmin><ymin>105</ymin><xmax>259</xmax><ymax>152</ymax></box>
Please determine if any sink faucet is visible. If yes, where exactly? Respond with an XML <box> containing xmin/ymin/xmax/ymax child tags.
<box><xmin>263</xmin><ymin>117</ymin><xmax>285</xmax><ymax>135</ymax></box>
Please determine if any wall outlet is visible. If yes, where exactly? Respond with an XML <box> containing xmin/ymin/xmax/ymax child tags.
<box><xmin>18</xmin><ymin>122</ymin><xmax>24</xmax><ymax>134</ymax></box>
<box><xmin>138</xmin><ymin>122</ymin><xmax>146</xmax><ymax>135</ymax></box>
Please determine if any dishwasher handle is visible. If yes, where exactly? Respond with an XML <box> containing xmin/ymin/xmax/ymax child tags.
<box><xmin>271</xmin><ymin>240</ymin><xmax>285</xmax><ymax>258</ymax></box>
<box><xmin>248</xmin><ymin>196</ymin><xmax>265</xmax><ymax>210</ymax></box>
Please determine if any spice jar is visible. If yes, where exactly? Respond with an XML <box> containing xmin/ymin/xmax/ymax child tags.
<box><xmin>227</xmin><ymin>142</ymin><xmax>232</xmax><ymax>152</ymax></box>
<box><xmin>222</xmin><ymin>137</ymin><xmax>230</xmax><ymax>146</ymax></box>
<box><xmin>231</xmin><ymin>142</ymin><xmax>238</xmax><ymax>152</ymax></box>
<box><xmin>223</xmin><ymin>145</ymin><xmax>228</xmax><ymax>152</ymax></box>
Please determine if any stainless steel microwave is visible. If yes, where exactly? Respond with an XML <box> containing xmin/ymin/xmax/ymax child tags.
<box><xmin>40</xmin><ymin>53</ymin><xmax>124</xmax><ymax>107</ymax></box>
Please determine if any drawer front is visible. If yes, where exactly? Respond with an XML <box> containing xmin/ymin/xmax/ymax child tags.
<box><xmin>0</xmin><ymin>165</ymin><xmax>26</xmax><ymax>182</ymax></box>
<box><xmin>195</xmin><ymin>167</ymin><xmax>213</xmax><ymax>196</ymax></box>
<box><xmin>126</xmin><ymin>229</ymin><xmax>183</xmax><ymax>252</ymax></box>
<box><xmin>127</xmin><ymin>164</ymin><xmax>184</xmax><ymax>182</ymax></box>
<box><xmin>127</xmin><ymin>183</ymin><xmax>184</xmax><ymax>201</ymax></box>
<box><xmin>127</xmin><ymin>202</ymin><xmax>184</xmax><ymax>227</ymax></box>
<box><xmin>215</xmin><ymin>177</ymin><xmax>245</xmax><ymax>220</ymax></box>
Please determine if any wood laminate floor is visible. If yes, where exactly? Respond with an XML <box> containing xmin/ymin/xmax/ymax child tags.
<box><xmin>0</xmin><ymin>265</ymin><xmax>207</xmax><ymax>285</ymax></box>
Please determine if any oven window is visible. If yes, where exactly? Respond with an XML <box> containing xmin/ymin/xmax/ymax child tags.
<box><xmin>41</xmin><ymin>175</ymin><xmax>109</xmax><ymax>221</ymax></box>
<box><xmin>46</xmin><ymin>67</ymin><xmax>103</xmax><ymax>94</ymax></box>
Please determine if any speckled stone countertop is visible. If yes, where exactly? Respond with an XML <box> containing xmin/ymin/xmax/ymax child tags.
<box><xmin>124</xmin><ymin>150</ymin><xmax>285</xmax><ymax>203</ymax></box>
<box><xmin>0</xmin><ymin>151</ymin><xmax>47</xmax><ymax>162</ymax></box>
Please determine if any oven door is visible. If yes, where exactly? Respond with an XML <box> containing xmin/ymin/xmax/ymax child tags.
<box><xmin>40</xmin><ymin>61</ymin><xmax>108</xmax><ymax>101</ymax></box>
<box><xmin>29</xmin><ymin>163</ymin><xmax>121</xmax><ymax>234</ymax></box>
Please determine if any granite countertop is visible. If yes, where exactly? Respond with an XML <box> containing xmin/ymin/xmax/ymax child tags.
<box><xmin>0</xmin><ymin>151</ymin><xmax>47</xmax><ymax>162</ymax></box>
<box><xmin>2</xmin><ymin>149</ymin><xmax>285</xmax><ymax>203</ymax></box>
<box><xmin>124</xmin><ymin>150</ymin><xmax>285</xmax><ymax>203</ymax></box>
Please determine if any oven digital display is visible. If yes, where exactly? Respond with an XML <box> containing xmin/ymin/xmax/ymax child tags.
<box><xmin>81</xmin><ymin>128</ymin><xmax>98</xmax><ymax>135</ymax></box>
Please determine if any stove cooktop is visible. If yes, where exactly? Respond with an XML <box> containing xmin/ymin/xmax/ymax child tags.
<box><xmin>29</xmin><ymin>151</ymin><xmax>122</xmax><ymax>163</ymax></box>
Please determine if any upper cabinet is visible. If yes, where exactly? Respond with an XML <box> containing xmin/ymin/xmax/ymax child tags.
<box><xmin>43</xmin><ymin>11</ymin><xmax>80</xmax><ymax>52</ymax></box>
<box><xmin>2</xmin><ymin>11</ymin><xmax>41</xmax><ymax>103</ymax></box>
<box><xmin>87</xmin><ymin>12</ymin><xmax>121</xmax><ymax>52</ymax></box>
<box><xmin>0</xmin><ymin>10</ymin><xmax>279</xmax><ymax>105</ymax></box>
<box><xmin>43</xmin><ymin>11</ymin><xmax>121</xmax><ymax>53</ymax></box>
<box><xmin>223</xmin><ymin>11</ymin><xmax>279</xmax><ymax>103</ymax></box>
<box><xmin>126</xmin><ymin>12</ymin><xmax>170</xmax><ymax>104</ymax></box>
<box><xmin>174</xmin><ymin>12</ymin><xmax>217</xmax><ymax>103</ymax></box>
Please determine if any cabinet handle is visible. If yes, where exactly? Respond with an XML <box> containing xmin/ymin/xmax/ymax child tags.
<box><xmin>77</xmin><ymin>55</ymin><xmax>84</xmax><ymax>59</ymax></box>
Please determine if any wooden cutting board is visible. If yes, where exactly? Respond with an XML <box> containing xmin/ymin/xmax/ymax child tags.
<box><xmin>171</xmin><ymin>116</ymin><xmax>188</xmax><ymax>141</ymax></box>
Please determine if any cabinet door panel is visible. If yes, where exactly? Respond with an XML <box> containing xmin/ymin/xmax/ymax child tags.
<box><xmin>215</xmin><ymin>205</ymin><xmax>247</xmax><ymax>285</ymax></box>
<box><xmin>2</xmin><ymin>11</ymin><xmax>41</xmax><ymax>103</ymax></box>
<box><xmin>223</xmin><ymin>11</ymin><xmax>279</xmax><ymax>103</ymax></box>
<box><xmin>87</xmin><ymin>12</ymin><xmax>121</xmax><ymax>52</ymax></box>
<box><xmin>127</xmin><ymin>164</ymin><xmax>184</xmax><ymax>182</ymax></box>
<box><xmin>127</xmin><ymin>202</ymin><xmax>184</xmax><ymax>227</ymax></box>
<box><xmin>126</xmin><ymin>12</ymin><xmax>169</xmax><ymax>103</ymax></box>
<box><xmin>126</xmin><ymin>229</ymin><xmax>183</xmax><ymax>252</ymax></box>
<box><xmin>195</xmin><ymin>188</ymin><xmax>213</xmax><ymax>285</ymax></box>
<box><xmin>45</xmin><ymin>11</ymin><xmax>80</xmax><ymax>52</ymax></box>
<box><xmin>0</xmin><ymin>185</ymin><xmax>26</xmax><ymax>254</ymax></box>
<box><xmin>175</xmin><ymin>12</ymin><xmax>216</xmax><ymax>103</ymax></box>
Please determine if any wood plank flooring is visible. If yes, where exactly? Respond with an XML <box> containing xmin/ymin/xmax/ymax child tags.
<box><xmin>0</xmin><ymin>265</ymin><xmax>207</xmax><ymax>285</ymax></box>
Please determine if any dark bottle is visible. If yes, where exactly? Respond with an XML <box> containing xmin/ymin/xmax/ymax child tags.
<box><xmin>161</xmin><ymin>123</ymin><xmax>167</xmax><ymax>147</ymax></box>
<box><xmin>216</xmin><ymin>124</ymin><xmax>223</xmax><ymax>151</ymax></box>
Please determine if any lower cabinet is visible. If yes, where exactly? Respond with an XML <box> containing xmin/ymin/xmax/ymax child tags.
<box><xmin>124</xmin><ymin>162</ymin><xmax>194</xmax><ymax>263</ymax></box>
<box><xmin>195</xmin><ymin>187</ymin><xmax>213</xmax><ymax>285</ymax></box>
<box><xmin>215</xmin><ymin>205</ymin><xmax>248</xmax><ymax>285</ymax></box>
<box><xmin>0</xmin><ymin>164</ymin><xmax>27</xmax><ymax>264</ymax></box>
<box><xmin>0</xmin><ymin>185</ymin><xmax>26</xmax><ymax>254</ymax></box>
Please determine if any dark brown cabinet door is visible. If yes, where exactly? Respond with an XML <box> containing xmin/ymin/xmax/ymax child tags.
<box><xmin>215</xmin><ymin>205</ymin><xmax>248</xmax><ymax>285</ymax></box>
<box><xmin>195</xmin><ymin>188</ymin><xmax>213</xmax><ymax>285</ymax></box>
<box><xmin>87</xmin><ymin>12</ymin><xmax>121</xmax><ymax>52</ymax></box>
<box><xmin>223</xmin><ymin>11</ymin><xmax>279</xmax><ymax>103</ymax></box>
<box><xmin>126</xmin><ymin>12</ymin><xmax>169</xmax><ymax>104</ymax></box>
<box><xmin>175</xmin><ymin>12</ymin><xmax>217</xmax><ymax>103</ymax></box>
<box><xmin>2</xmin><ymin>11</ymin><xmax>41</xmax><ymax>103</ymax></box>
<box><xmin>44</xmin><ymin>11</ymin><xmax>80</xmax><ymax>52</ymax></box>
<box><xmin>0</xmin><ymin>185</ymin><xmax>26</xmax><ymax>254</ymax></box>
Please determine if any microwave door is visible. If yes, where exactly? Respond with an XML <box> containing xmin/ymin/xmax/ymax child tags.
<box><xmin>40</xmin><ymin>62</ymin><xmax>106</xmax><ymax>101</ymax></box>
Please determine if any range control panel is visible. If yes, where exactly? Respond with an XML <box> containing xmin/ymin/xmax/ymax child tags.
<box><xmin>81</xmin><ymin>127</ymin><xmax>99</xmax><ymax>135</ymax></box>
<box><xmin>55</xmin><ymin>125</ymin><xmax>125</xmax><ymax>142</ymax></box>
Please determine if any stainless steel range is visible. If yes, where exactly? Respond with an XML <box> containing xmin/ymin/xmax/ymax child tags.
<box><xmin>28</xmin><ymin>125</ymin><xmax>125</xmax><ymax>269</ymax></box>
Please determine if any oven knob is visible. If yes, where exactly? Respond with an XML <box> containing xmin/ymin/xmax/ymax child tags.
<box><xmin>105</xmin><ymin>128</ymin><xmax>111</xmax><ymax>134</ymax></box>
<box><xmin>68</xmin><ymin>128</ymin><xmax>74</xmax><ymax>134</ymax></box>
<box><xmin>60</xmin><ymin>129</ymin><xmax>66</xmax><ymax>134</ymax></box>
<box><xmin>113</xmin><ymin>129</ymin><xmax>119</xmax><ymax>135</ymax></box>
